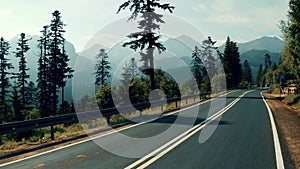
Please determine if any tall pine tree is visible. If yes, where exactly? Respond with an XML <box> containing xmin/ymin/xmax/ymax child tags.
<box><xmin>121</xmin><ymin>57</ymin><xmax>139</xmax><ymax>86</ymax></box>
<box><xmin>94</xmin><ymin>48</ymin><xmax>111</xmax><ymax>86</ymax></box>
<box><xmin>58</xmin><ymin>40</ymin><xmax>73</xmax><ymax>104</ymax></box>
<box><xmin>191</xmin><ymin>46</ymin><xmax>205</xmax><ymax>86</ymax></box>
<box><xmin>48</xmin><ymin>10</ymin><xmax>72</xmax><ymax>115</ymax></box>
<box><xmin>221</xmin><ymin>37</ymin><xmax>242</xmax><ymax>88</ymax></box>
<box><xmin>201</xmin><ymin>36</ymin><xmax>218</xmax><ymax>78</ymax></box>
<box><xmin>117</xmin><ymin>0</ymin><xmax>174</xmax><ymax>90</ymax></box>
<box><xmin>0</xmin><ymin>37</ymin><xmax>13</xmax><ymax>122</ymax></box>
<box><xmin>14</xmin><ymin>33</ymin><xmax>31</xmax><ymax>106</ymax></box>
<box><xmin>37</xmin><ymin>25</ymin><xmax>51</xmax><ymax>117</ymax></box>
<box><xmin>48</xmin><ymin>10</ymin><xmax>64</xmax><ymax>115</ymax></box>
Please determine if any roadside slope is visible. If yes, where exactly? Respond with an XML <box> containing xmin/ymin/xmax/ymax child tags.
<box><xmin>264</xmin><ymin>92</ymin><xmax>300</xmax><ymax>169</ymax></box>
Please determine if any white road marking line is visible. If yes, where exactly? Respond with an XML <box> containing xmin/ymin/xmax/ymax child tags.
<box><xmin>0</xmin><ymin>91</ymin><xmax>237</xmax><ymax>167</ymax></box>
<box><xmin>261</xmin><ymin>92</ymin><xmax>285</xmax><ymax>169</ymax></box>
<box><xmin>126</xmin><ymin>90</ymin><xmax>251</xmax><ymax>169</ymax></box>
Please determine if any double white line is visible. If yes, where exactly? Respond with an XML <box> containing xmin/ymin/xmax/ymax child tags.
<box><xmin>125</xmin><ymin>90</ymin><xmax>252</xmax><ymax>169</ymax></box>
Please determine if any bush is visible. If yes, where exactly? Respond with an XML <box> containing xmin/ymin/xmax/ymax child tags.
<box><xmin>0</xmin><ymin>141</ymin><xmax>18</xmax><ymax>150</ymax></box>
<box><xmin>109</xmin><ymin>114</ymin><xmax>128</xmax><ymax>126</ymax></box>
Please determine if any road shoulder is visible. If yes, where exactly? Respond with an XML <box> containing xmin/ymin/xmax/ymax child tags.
<box><xmin>263</xmin><ymin>92</ymin><xmax>300</xmax><ymax>169</ymax></box>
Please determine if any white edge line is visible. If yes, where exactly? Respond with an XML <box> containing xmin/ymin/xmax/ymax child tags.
<box><xmin>261</xmin><ymin>91</ymin><xmax>285</xmax><ymax>169</ymax></box>
<box><xmin>128</xmin><ymin>90</ymin><xmax>250</xmax><ymax>169</ymax></box>
<box><xmin>0</xmin><ymin>90</ymin><xmax>237</xmax><ymax>167</ymax></box>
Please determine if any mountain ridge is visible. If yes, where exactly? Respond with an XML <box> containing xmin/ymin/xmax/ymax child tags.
<box><xmin>218</xmin><ymin>36</ymin><xmax>284</xmax><ymax>54</ymax></box>
<box><xmin>6</xmin><ymin>33</ymin><xmax>285</xmax><ymax>92</ymax></box>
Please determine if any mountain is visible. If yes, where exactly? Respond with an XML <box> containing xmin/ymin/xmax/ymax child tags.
<box><xmin>164</xmin><ymin>37</ymin><xmax>192</xmax><ymax>57</ymax></box>
<box><xmin>176</xmin><ymin>35</ymin><xmax>202</xmax><ymax>50</ymax></box>
<box><xmin>79</xmin><ymin>35</ymin><xmax>286</xmax><ymax>85</ymax></box>
<box><xmin>79</xmin><ymin>43</ymin><xmax>109</xmax><ymax>60</ymax></box>
<box><xmin>217</xmin><ymin>36</ymin><xmax>284</xmax><ymax>80</ymax></box>
<box><xmin>8</xmin><ymin>34</ymin><xmax>283</xmax><ymax>102</ymax></box>
<box><xmin>240</xmin><ymin>49</ymin><xmax>281</xmax><ymax>79</ymax></box>
<box><xmin>240</xmin><ymin>49</ymin><xmax>281</xmax><ymax>67</ymax></box>
<box><xmin>218</xmin><ymin>36</ymin><xmax>285</xmax><ymax>54</ymax></box>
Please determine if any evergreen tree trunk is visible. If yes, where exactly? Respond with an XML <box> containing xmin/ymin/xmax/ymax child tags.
<box><xmin>148</xmin><ymin>48</ymin><xmax>156</xmax><ymax>90</ymax></box>
<box><xmin>101</xmin><ymin>56</ymin><xmax>104</xmax><ymax>85</ymax></box>
<box><xmin>61</xmin><ymin>86</ymin><xmax>64</xmax><ymax>106</ymax></box>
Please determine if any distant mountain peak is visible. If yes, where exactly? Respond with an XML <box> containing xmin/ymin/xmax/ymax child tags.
<box><xmin>259</xmin><ymin>36</ymin><xmax>282</xmax><ymax>40</ymax></box>
<box><xmin>174</xmin><ymin>35</ymin><xmax>202</xmax><ymax>50</ymax></box>
<box><xmin>218</xmin><ymin>36</ymin><xmax>285</xmax><ymax>54</ymax></box>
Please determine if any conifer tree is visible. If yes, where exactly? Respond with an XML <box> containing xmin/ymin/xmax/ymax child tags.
<box><xmin>0</xmin><ymin>37</ymin><xmax>13</xmax><ymax>122</ymax></box>
<box><xmin>48</xmin><ymin>10</ymin><xmax>72</xmax><ymax>115</ymax></box>
<box><xmin>121</xmin><ymin>57</ymin><xmax>139</xmax><ymax>86</ymax></box>
<box><xmin>201</xmin><ymin>37</ymin><xmax>218</xmax><ymax>78</ymax></box>
<box><xmin>14</xmin><ymin>33</ymin><xmax>31</xmax><ymax>106</ymax></box>
<box><xmin>191</xmin><ymin>46</ymin><xmax>205</xmax><ymax>86</ymax></box>
<box><xmin>58</xmin><ymin>40</ymin><xmax>73</xmax><ymax>103</ymax></box>
<box><xmin>117</xmin><ymin>0</ymin><xmax>174</xmax><ymax>90</ymax></box>
<box><xmin>94</xmin><ymin>48</ymin><xmax>111</xmax><ymax>86</ymax></box>
<box><xmin>37</xmin><ymin>25</ymin><xmax>51</xmax><ymax>117</ymax></box>
<box><xmin>221</xmin><ymin>37</ymin><xmax>242</xmax><ymax>88</ymax></box>
<box><xmin>264</xmin><ymin>53</ymin><xmax>271</xmax><ymax>73</ymax></box>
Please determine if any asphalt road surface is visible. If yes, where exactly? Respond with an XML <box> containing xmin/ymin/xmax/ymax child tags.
<box><xmin>0</xmin><ymin>90</ymin><xmax>281</xmax><ymax>169</ymax></box>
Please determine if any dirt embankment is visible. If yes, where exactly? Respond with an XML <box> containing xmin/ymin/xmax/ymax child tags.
<box><xmin>264</xmin><ymin>92</ymin><xmax>300</xmax><ymax>169</ymax></box>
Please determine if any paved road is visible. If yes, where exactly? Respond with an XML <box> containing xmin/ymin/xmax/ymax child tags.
<box><xmin>0</xmin><ymin>90</ymin><xmax>279</xmax><ymax>169</ymax></box>
<box><xmin>147</xmin><ymin>90</ymin><xmax>276</xmax><ymax>169</ymax></box>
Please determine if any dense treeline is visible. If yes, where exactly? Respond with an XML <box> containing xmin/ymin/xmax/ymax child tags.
<box><xmin>0</xmin><ymin>10</ymin><xmax>74</xmax><ymax>124</ymax></box>
<box><xmin>258</xmin><ymin>0</ymin><xmax>300</xmax><ymax>94</ymax></box>
<box><xmin>279</xmin><ymin>0</ymin><xmax>300</xmax><ymax>86</ymax></box>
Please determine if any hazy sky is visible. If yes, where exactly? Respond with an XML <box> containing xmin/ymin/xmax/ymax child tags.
<box><xmin>0</xmin><ymin>0</ymin><xmax>289</xmax><ymax>52</ymax></box>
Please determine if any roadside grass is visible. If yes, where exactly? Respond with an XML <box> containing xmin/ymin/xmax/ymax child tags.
<box><xmin>0</xmin><ymin>123</ymin><xmax>85</xmax><ymax>156</ymax></box>
<box><xmin>272</xmin><ymin>85</ymin><xmax>281</xmax><ymax>94</ymax></box>
<box><xmin>282</xmin><ymin>94</ymin><xmax>300</xmax><ymax>116</ymax></box>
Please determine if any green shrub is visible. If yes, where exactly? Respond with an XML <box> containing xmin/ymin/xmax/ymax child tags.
<box><xmin>109</xmin><ymin>114</ymin><xmax>128</xmax><ymax>126</ymax></box>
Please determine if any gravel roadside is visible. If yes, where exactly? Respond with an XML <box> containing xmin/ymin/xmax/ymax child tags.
<box><xmin>264</xmin><ymin>92</ymin><xmax>300</xmax><ymax>169</ymax></box>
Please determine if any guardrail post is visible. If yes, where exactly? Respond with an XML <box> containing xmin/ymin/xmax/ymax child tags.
<box><xmin>50</xmin><ymin>124</ymin><xmax>54</xmax><ymax>140</ymax></box>
<box><xmin>161</xmin><ymin>105</ymin><xmax>163</xmax><ymax>111</ymax></box>
<box><xmin>175</xmin><ymin>101</ymin><xmax>178</xmax><ymax>108</ymax></box>
<box><xmin>186</xmin><ymin>98</ymin><xmax>188</xmax><ymax>105</ymax></box>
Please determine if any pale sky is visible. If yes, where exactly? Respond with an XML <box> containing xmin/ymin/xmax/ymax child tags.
<box><xmin>0</xmin><ymin>0</ymin><xmax>289</xmax><ymax>52</ymax></box>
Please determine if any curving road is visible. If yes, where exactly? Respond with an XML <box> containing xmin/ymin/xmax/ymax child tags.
<box><xmin>0</xmin><ymin>90</ymin><xmax>282</xmax><ymax>169</ymax></box>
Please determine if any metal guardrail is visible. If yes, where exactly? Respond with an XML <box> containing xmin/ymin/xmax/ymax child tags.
<box><xmin>0</xmin><ymin>92</ymin><xmax>212</xmax><ymax>140</ymax></box>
